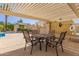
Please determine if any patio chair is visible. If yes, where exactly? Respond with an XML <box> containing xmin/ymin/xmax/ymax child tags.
<box><xmin>45</xmin><ymin>31</ymin><xmax>56</xmax><ymax>47</ymax></box>
<box><xmin>22</xmin><ymin>30</ymin><xmax>40</xmax><ymax>55</ymax></box>
<box><xmin>32</xmin><ymin>30</ymin><xmax>39</xmax><ymax>34</ymax></box>
<box><xmin>46</xmin><ymin>31</ymin><xmax>67</xmax><ymax>56</ymax></box>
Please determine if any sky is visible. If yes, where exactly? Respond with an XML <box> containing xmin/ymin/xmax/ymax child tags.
<box><xmin>73</xmin><ymin>18</ymin><xmax>79</xmax><ymax>24</ymax></box>
<box><xmin>0</xmin><ymin>13</ymin><xmax>39</xmax><ymax>24</ymax></box>
<box><xmin>0</xmin><ymin>13</ymin><xmax>79</xmax><ymax>24</ymax></box>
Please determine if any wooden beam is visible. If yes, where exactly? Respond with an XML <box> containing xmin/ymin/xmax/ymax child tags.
<box><xmin>67</xmin><ymin>3</ymin><xmax>79</xmax><ymax>17</ymax></box>
<box><xmin>0</xmin><ymin>9</ymin><xmax>51</xmax><ymax>22</ymax></box>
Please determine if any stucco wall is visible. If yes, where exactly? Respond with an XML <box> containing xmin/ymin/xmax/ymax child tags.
<box><xmin>51</xmin><ymin>20</ymin><xmax>73</xmax><ymax>33</ymax></box>
<box><xmin>39</xmin><ymin>23</ymin><xmax>49</xmax><ymax>34</ymax></box>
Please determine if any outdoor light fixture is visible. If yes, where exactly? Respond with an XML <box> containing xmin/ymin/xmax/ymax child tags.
<box><xmin>58</xmin><ymin>18</ymin><xmax>62</xmax><ymax>27</ymax></box>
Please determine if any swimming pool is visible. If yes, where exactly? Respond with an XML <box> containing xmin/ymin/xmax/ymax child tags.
<box><xmin>0</xmin><ymin>32</ymin><xmax>5</xmax><ymax>37</ymax></box>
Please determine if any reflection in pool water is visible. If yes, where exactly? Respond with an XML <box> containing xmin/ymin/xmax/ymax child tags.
<box><xmin>0</xmin><ymin>32</ymin><xmax>5</xmax><ymax>37</ymax></box>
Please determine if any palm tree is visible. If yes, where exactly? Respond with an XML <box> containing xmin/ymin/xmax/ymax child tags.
<box><xmin>17</xmin><ymin>19</ymin><xmax>23</xmax><ymax>23</ymax></box>
<box><xmin>0</xmin><ymin>21</ymin><xmax>4</xmax><ymax>31</ymax></box>
<box><xmin>7</xmin><ymin>23</ymin><xmax>14</xmax><ymax>31</ymax></box>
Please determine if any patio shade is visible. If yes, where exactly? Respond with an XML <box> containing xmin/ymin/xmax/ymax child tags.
<box><xmin>0</xmin><ymin>3</ymin><xmax>78</xmax><ymax>21</ymax></box>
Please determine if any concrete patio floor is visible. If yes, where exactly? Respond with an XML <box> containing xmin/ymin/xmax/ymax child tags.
<box><xmin>0</xmin><ymin>44</ymin><xmax>74</xmax><ymax>56</ymax></box>
<box><xmin>0</xmin><ymin>33</ymin><xmax>79</xmax><ymax>56</ymax></box>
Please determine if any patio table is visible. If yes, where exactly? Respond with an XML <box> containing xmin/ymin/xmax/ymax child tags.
<box><xmin>32</xmin><ymin>34</ymin><xmax>54</xmax><ymax>38</ymax></box>
<box><xmin>31</xmin><ymin>34</ymin><xmax>54</xmax><ymax>50</ymax></box>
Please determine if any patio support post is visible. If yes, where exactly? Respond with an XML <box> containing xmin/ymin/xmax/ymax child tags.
<box><xmin>4</xmin><ymin>15</ymin><xmax>8</xmax><ymax>32</ymax></box>
<box><xmin>49</xmin><ymin>22</ymin><xmax>52</xmax><ymax>33</ymax></box>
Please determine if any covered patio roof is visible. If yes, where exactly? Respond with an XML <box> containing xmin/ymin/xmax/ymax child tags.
<box><xmin>0</xmin><ymin>3</ymin><xmax>79</xmax><ymax>22</ymax></box>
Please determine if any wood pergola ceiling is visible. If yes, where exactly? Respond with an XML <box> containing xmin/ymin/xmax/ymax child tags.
<box><xmin>0</xmin><ymin>3</ymin><xmax>78</xmax><ymax>22</ymax></box>
<box><xmin>68</xmin><ymin>3</ymin><xmax>79</xmax><ymax>17</ymax></box>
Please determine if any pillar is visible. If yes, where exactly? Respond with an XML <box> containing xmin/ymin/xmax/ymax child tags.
<box><xmin>4</xmin><ymin>15</ymin><xmax>8</xmax><ymax>31</ymax></box>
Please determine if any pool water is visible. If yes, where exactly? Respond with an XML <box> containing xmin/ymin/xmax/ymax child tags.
<box><xmin>0</xmin><ymin>32</ymin><xmax>5</xmax><ymax>37</ymax></box>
